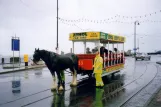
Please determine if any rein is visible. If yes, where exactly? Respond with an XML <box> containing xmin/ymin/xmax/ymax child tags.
<box><xmin>31</xmin><ymin>59</ymin><xmax>38</xmax><ymax>65</ymax></box>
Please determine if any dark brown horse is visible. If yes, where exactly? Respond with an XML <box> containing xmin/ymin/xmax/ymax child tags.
<box><xmin>32</xmin><ymin>48</ymin><xmax>79</xmax><ymax>91</ymax></box>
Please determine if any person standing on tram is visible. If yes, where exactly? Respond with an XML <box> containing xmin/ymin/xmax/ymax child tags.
<box><xmin>93</xmin><ymin>48</ymin><xmax>104</xmax><ymax>88</ymax></box>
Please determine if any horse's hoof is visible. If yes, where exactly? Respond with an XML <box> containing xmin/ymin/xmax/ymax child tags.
<box><xmin>72</xmin><ymin>83</ymin><xmax>77</xmax><ymax>87</ymax></box>
<box><xmin>51</xmin><ymin>88</ymin><xmax>57</xmax><ymax>92</ymax></box>
<box><xmin>70</xmin><ymin>83</ymin><xmax>77</xmax><ymax>87</ymax></box>
<box><xmin>58</xmin><ymin>85</ymin><xmax>64</xmax><ymax>91</ymax></box>
<box><xmin>51</xmin><ymin>85</ymin><xmax>57</xmax><ymax>91</ymax></box>
<box><xmin>58</xmin><ymin>90</ymin><xmax>64</xmax><ymax>95</ymax></box>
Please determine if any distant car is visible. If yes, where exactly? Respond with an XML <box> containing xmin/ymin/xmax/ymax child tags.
<box><xmin>135</xmin><ymin>53</ymin><xmax>151</xmax><ymax>60</ymax></box>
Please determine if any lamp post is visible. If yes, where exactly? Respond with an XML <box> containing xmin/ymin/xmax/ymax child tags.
<box><xmin>134</xmin><ymin>21</ymin><xmax>140</xmax><ymax>57</ymax></box>
<box><xmin>56</xmin><ymin>0</ymin><xmax>59</xmax><ymax>54</ymax></box>
<box><xmin>137</xmin><ymin>38</ymin><xmax>139</xmax><ymax>52</ymax></box>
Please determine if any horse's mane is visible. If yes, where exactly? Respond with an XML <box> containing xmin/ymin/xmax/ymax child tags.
<box><xmin>39</xmin><ymin>49</ymin><xmax>58</xmax><ymax>61</ymax></box>
<box><xmin>40</xmin><ymin>49</ymin><xmax>57</xmax><ymax>55</ymax></box>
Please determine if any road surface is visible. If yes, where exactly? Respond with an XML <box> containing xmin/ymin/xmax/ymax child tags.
<box><xmin>0</xmin><ymin>55</ymin><xmax>161</xmax><ymax>107</ymax></box>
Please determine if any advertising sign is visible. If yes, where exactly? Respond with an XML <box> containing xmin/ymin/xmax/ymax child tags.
<box><xmin>69</xmin><ymin>32</ymin><xmax>100</xmax><ymax>40</ymax></box>
<box><xmin>11</xmin><ymin>39</ymin><xmax>20</xmax><ymax>51</ymax></box>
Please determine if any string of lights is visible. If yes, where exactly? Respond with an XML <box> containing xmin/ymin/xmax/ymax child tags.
<box><xmin>60</xmin><ymin>19</ymin><xmax>92</xmax><ymax>31</ymax></box>
<box><xmin>59</xmin><ymin>17</ymin><xmax>161</xmax><ymax>24</ymax></box>
<box><xmin>60</xmin><ymin>19</ymin><xmax>161</xmax><ymax>39</ymax></box>
<box><xmin>116</xmin><ymin>10</ymin><xmax>161</xmax><ymax>19</ymax></box>
<box><xmin>58</xmin><ymin>9</ymin><xmax>161</xmax><ymax>23</ymax></box>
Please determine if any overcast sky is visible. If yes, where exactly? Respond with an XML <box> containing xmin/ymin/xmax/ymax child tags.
<box><xmin>0</xmin><ymin>0</ymin><xmax>161</xmax><ymax>56</ymax></box>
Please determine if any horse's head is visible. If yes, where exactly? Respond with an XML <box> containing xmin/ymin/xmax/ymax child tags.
<box><xmin>33</xmin><ymin>48</ymin><xmax>41</xmax><ymax>64</ymax></box>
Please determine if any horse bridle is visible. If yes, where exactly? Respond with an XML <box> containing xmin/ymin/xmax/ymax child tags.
<box><xmin>31</xmin><ymin>59</ymin><xmax>38</xmax><ymax>65</ymax></box>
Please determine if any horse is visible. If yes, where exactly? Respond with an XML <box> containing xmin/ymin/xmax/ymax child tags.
<box><xmin>32</xmin><ymin>48</ymin><xmax>79</xmax><ymax>91</ymax></box>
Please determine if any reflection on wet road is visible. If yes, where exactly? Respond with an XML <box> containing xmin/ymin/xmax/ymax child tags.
<box><xmin>0</xmin><ymin>56</ymin><xmax>161</xmax><ymax>107</ymax></box>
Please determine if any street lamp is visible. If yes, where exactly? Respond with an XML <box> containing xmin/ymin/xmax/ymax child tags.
<box><xmin>137</xmin><ymin>38</ymin><xmax>139</xmax><ymax>52</ymax></box>
<box><xmin>134</xmin><ymin>21</ymin><xmax>140</xmax><ymax>57</ymax></box>
<box><xmin>56</xmin><ymin>0</ymin><xmax>59</xmax><ymax>54</ymax></box>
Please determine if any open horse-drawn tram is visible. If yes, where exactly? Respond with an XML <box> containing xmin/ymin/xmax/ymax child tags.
<box><xmin>69</xmin><ymin>31</ymin><xmax>126</xmax><ymax>78</ymax></box>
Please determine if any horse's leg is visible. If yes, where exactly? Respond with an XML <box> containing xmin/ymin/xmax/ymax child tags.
<box><xmin>69</xmin><ymin>67</ymin><xmax>74</xmax><ymax>86</ymax></box>
<box><xmin>56</xmin><ymin>71</ymin><xmax>64</xmax><ymax>91</ymax></box>
<box><xmin>72</xmin><ymin>68</ymin><xmax>77</xmax><ymax>86</ymax></box>
<box><xmin>70</xmin><ymin>67</ymin><xmax>77</xmax><ymax>87</ymax></box>
<box><xmin>51</xmin><ymin>72</ymin><xmax>57</xmax><ymax>91</ymax></box>
<box><xmin>60</xmin><ymin>70</ymin><xmax>65</xmax><ymax>87</ymax></box>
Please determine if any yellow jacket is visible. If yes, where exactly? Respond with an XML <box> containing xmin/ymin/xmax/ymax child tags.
<box><xmin>93</xmin><ymin>54</ymin><xmax>103</xmax><ymax>73</ymax></box>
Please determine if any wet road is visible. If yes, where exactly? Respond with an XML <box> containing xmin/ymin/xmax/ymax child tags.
<box><xmin>0</xmin><ymin>56</ymin><xmax>161</xmax><ymax>107</ymax></box>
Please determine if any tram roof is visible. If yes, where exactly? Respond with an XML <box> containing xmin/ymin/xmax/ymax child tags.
<box><xmin>69</xmin><ymin>31</ymin><xmax>126</xmax><ymax>43</ymax></box>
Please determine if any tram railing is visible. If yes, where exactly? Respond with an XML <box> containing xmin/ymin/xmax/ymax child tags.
<box><xmin>101</xmin><ymin>53</ymin><xmax>125</xmax><ymax>68</ymax></box>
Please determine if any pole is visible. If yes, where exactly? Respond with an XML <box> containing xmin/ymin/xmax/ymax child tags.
<box><xmin>84</xmin><ymin>42</ymin><xmax>86</xmax><ymax>54</ymax></box>
<box><xmin>113</xmin><ymin>44</ymin><xmax>115</xmax><ymax>65</ymax></box>
<box><xmin>117</xmin><ymin>43</ymin><xmax>118</xmax><ymax>64</ymax></box>
<box><xmin>123</xmin><ymin>43</ymin><xmax>124</xmax><ymax>63</ymax></box>
<box><xmin>134</xmin><ymin>21</ymin><xmax>136</xmax><ymax>57</ymax></box>
<box><xmin>108</xmin><ymin>41</ymin><xmax>109</xmax><ymax>66</ymax></box>
<box><xmin>56</xmin><ymin>0</ymin><xmax>59</xmax><ymax>54</ymax></box>
<box><xmin>72</xmin><ymin>41</ymin><xmax>74</xmax><ymax>53</ymax></box>
<box><xmin>138</xmin><ymin>38</ymin><xmax>139</xmax><ymax>52</ymax></box>
<box><xmin>12</xmin><ymin>37</ymin><xmax>14</xmax><ymax>69</ymax></box>
<box><xmin>18</xmin><ymin>37</ymin><xmax>20</xmax><ymax>69</ymax></box>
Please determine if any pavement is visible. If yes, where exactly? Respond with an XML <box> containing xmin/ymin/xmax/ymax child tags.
<box><xmin>0</xmin><ymin>56</ymin><xmax>161</xmax><ymax>107</ymax></box>
<box><xmin>0</xmin><ymin>64</ymin><xmax>46</xmax><ymax>74</ymax></box>
<box><xmin>146</xmin><ymin>87</ymin><xmax>161</xmax><ymax>107</ymax></box>
<box><xmin>145</xmin><ymin>60</ymin><xmax>161</xmax><ymax>107</ymax></box>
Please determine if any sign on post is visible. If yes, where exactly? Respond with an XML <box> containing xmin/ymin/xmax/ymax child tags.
<box><xmin>12</xmin><ymin>39</ymin><xmax>20</xmax><ymax>51</ymax></box>
<box><xmin>11</xmin><ymin>36</ymin><xmax>20</xmax><ymax>69</ymax></box>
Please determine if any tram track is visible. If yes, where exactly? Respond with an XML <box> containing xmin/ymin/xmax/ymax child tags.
<box><xmin>21</xmin><ymin>79</ymin><xmax>91</xmax><ymax>107</ymax></box>
<box><xmin>0</xmin><ymin>76</ymin><xmax>89</xmax><ymax>106</ymax></box>
<box><xmin>101</xmin><ymin>61</ymin><xmax>148</xmax><ymax>99</ymax></box>
<box><xmin>119</xmin><ymin>64</ymin><xmax>159</xmax><ymax>107</ymax></box>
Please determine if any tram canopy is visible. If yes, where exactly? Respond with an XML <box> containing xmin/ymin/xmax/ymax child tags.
<box><xmin>69</xmin><ymin>32</ymin><xmax>126</xmax><ymax>43</ymax></box>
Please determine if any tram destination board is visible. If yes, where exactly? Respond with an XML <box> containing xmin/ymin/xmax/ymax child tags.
<box><xmin>69</xmin><ymin>32</ymin><xmax>101</xmax><ymax>41</ymax></box>
<box><xmin>69</xmin><ymin>31</ymin><xmax>125</xmax><ymax>42</ymax></box>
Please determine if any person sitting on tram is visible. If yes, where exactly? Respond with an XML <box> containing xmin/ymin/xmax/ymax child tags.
<box><xmin>86</xmin><ymin>47</ymin><xmax>92</xmax><ymax>54</ymax></box>
<box><xmin>104</xmin><ymin>48</ymin><xmax>109</xmax><ymax>66</ymax></box>
<box><xmin>100</xmin><ymin>46</ymin><xmax>105</xmax><ymax>56</ymax></box>
<box><xmin>114</xmin><ymin>48</ymin><xmax>121</xmax><ymax>64</ymax></box>
<box><xmin>92</xmin><ymin>47</ymin><xmax>98</xmax><ymax>54</ymax></box>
